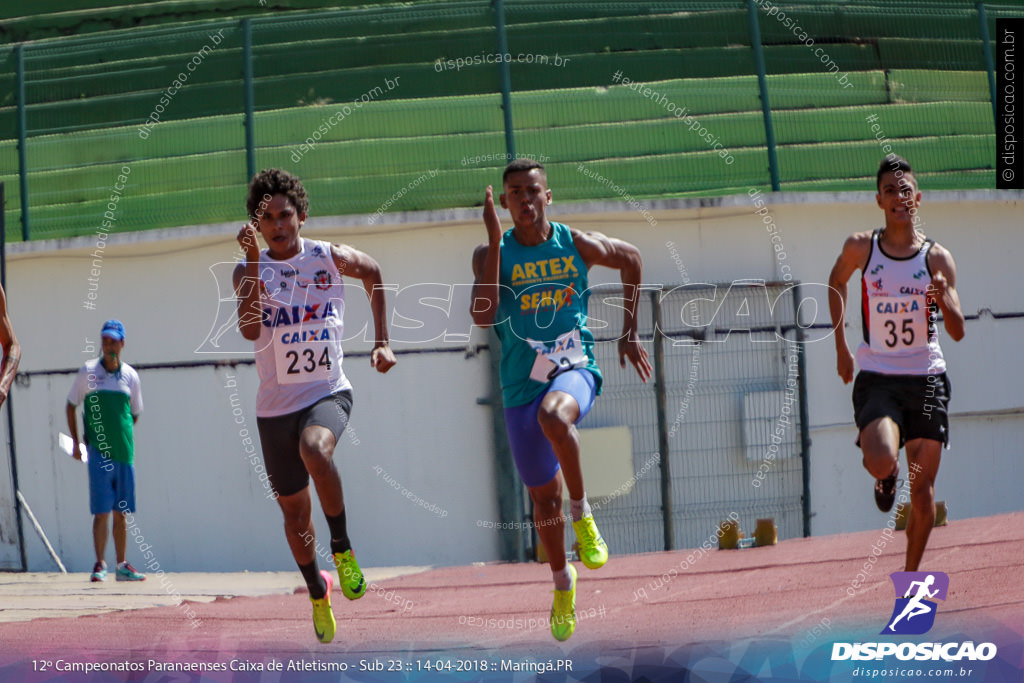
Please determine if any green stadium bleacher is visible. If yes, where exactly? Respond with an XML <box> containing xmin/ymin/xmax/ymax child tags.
<box><xmin>0</xmin><ymin>0</ymin><xmax>1003</xmax><ymax>241</ymax></box>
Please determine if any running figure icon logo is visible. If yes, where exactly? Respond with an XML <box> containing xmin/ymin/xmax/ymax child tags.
<box><xmin>882</xmin><ymin>571</ymin><xmax>949</xmax><ymax>635</ymax></box>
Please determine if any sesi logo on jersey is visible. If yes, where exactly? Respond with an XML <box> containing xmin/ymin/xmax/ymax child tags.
<box><xmin>262</xmin><ymin>302</ymin><xmax>339</xmax><ymax>328</ymax></box>
<box><xmin>518</xmin><ymin>284</ymin><xmax>576</xmax><ymax>314</ymax></box>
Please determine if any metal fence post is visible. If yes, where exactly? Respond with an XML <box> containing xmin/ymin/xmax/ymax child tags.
<box><xmin>243</xmin><ymin>19</ymin><xmax>256</xmax><ymax>182</ymax></box>
<box><xmin>15</xmin><ymin>46</ymin><xmax>29</xmax><ymax>241</ymax></box>
<box><xmin>486</xmin><ymin>0</ymin><xmax>524</xmax><ymax>560</ymax></box>
<box><xmin>746</xmin><ymin>0</ymin><xmax>781</xmax><ymax>192</ymax></box>
<box><xmin>651</xmin><ymin>289</ymin><xmax>674</xmax><ymax>550</ymax></box>
<box><xmin>977</xmin><ymin>3</ymin><xmax>999</xmax><ymax>132</ymax></box>
<box><xmin>792</xmin><ymin>283</ymin><xmax>812</xmax><ymax>537</ymax></box>
<box><xmin>493</xmin><ymin>0</ymin><xmax>516</xmax><ymax>161</ymax></box>
<box><xmin>477</xmin><ymin>329</ymin><xmax>526</xmax><ymax>562</ymax></box>
<box><xmin>0</xmin><ymin>182</ymin><xmax>27</xmax><ymax>570</ymax></box>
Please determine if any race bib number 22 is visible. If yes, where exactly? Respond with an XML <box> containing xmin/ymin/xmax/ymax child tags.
<box><xmin>528</xmin><ymin>329</ymin><xmax>588</xmax><ymax>383</ymax></box>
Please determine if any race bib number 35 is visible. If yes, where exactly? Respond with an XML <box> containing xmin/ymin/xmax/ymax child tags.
<box><xmin>273</xmin><ymin>320</ymin><xmax>338</xmax><ymax>384</ymax></box>
<box><xmin>528</xmin><ymin>329</ymin><xmax>588</xmax><ymax>383</ymax></box>
<box><xmin>869</xmin><ymin>294</ymin><xmax>928</xmax><ymax>353</ymax></box>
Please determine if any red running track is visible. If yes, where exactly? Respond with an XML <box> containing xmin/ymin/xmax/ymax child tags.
<box><xmin>0</xmin><ymin>511</ymin><xmax>1021</xmax><ymax>675</ymax></box>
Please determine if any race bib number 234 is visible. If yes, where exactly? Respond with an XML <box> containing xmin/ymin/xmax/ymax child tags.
<box><xmin>273</xmin><ymin>320</ymin><xmax>338</xmax><ymax>384</ymax></box>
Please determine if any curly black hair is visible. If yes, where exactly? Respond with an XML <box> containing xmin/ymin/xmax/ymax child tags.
<box><xmin>246</xmin><ymin>168</ymin><xmax>309</xmax><ymax>220</ymax></box>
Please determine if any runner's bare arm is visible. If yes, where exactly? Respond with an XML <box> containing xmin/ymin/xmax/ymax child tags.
<box><xmin>926</xmin><ymin>245</ymin><xmax>965</xmax><ymax>342</ymax></box>
<box><xmin>470</xmin><ymin>185</ymin><xmax>503</xmax><ymax>327</ymax></box>
<box><xmin>828</xmin><ymin>232</ymin><xmax>872</xmax><ymax>384</ymax></box>
<box><xmin>571</xmin><ymin>230</ymin><xmax>652</xmax><ymax>383</ymax></box>
<box><xmin>234</xmin><ymin>224</ymin><xmax>263</xmax><ymax>341</ymax></box>
<box><xmin>332</xmin><ymin>244</ymin><xmax>396</xmax><ymax>373</ymax></box>
<box><xmin>0</xmin><ymin>284</ymin><xmax>19</xmax><ymax>407</ymax></box>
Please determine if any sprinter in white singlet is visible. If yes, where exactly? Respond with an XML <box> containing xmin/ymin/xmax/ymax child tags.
<box><xmin>828</xmin><ymin>157</ymin><xmax>965</xmax><ymax>572</ymax></box>
<box><xmin>233</xmin><ymin>169</ymin><xmax>396</xmax><ymax>644</ymax></box>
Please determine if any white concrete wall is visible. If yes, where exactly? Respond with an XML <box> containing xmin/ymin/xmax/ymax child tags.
<box><xmin>6</xmin><ymin>189</ymin><xmax>1023</xmax><ymax>571</ymax></box>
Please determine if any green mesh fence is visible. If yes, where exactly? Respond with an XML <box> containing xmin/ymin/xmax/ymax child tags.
<box><xmin>0</xmin><ymin>0</ymin><xmax>1004</xmax><ymax>241</ymax></box>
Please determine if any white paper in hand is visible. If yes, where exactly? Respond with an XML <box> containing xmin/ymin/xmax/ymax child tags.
<box><xmin>58</xmin><ymin>433</ymin><xmax>88</xmax><ymax>462</ymax></box>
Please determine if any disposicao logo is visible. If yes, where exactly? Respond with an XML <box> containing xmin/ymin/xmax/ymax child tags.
<box><xmin>831</xmin><ymin>572</ymin><xmax>998</xmax><ymax>662</ymax></box>
<box><xmin>883</xmin><ymin>571</ymin><xmax>948</xmax><ymax>635</ymax></box>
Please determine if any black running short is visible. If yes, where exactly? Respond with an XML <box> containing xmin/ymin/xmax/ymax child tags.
<box><xmin>852</xmin><ymin>371</ymin><xmax>950</xmax><ymax>448</ymax></box>
<box><xmin>256</xmin><ymin>390</ymin><xmax>353</xmax><ymax>497</ymax></box>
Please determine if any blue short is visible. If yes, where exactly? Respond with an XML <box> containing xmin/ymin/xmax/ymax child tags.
<box><xmin>88</xmin><ymin>446</ymin><xmax>136</xmax><ymax>515</ymax></box>
<box><xmin>503</xmin><ymin>369</ymin><xmax>598</xmax><ymax>489</ymax></box>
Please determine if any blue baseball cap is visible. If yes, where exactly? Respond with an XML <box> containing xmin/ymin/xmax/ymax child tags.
<box><xmin>101</xmin><ymin>319</ymin><xmax>126</xmax><ymax>341</ymax></box>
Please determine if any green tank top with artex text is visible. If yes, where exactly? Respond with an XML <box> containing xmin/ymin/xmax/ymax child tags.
<box><xmin>494</xmin><ymin>222</ymin><xmax>602</xmax><ymax>407</ymax></box>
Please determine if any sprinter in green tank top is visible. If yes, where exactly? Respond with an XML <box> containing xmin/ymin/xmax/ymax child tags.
<box><xmin>471</xmin><ymin>159</ymin><xmax>652</xmax><ymax>641</ymax></box>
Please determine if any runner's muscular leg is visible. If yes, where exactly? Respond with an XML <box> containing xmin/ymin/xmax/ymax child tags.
<box><xmin>277</xmin><ymin>487</ymin><xmax>316</xmax><ymax>565</ymax></box>
<box><xmin>300</xmin><ymin>425</ymin><xmax>343</xmax><ymax>517</ymax></box>
<box><xmin>904</xmin><ymin>438</ymin><xmax>941</xmax><ymax>572</ymax></box>
<box><xmin>537</xmin><ymin>391</ymin><xmax>583</xmax><ymax>501</ymax></box>
<box><xmin>529</xmin><ymin>474</ymin><xmax>567</xmax><ymax>573</ymax></box>
<box><xmin>860</xmin><ymin>416</ymin><xmax>900</xmax><ymax>479</ymax></box>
